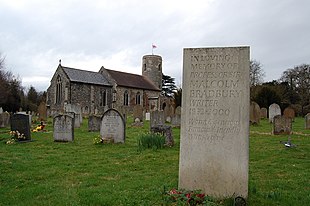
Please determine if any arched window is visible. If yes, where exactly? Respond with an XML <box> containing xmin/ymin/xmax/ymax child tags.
<box><xmin>136</xmin><ymin>92</ymin><xmax>141</xmax><ymax>105</ymax></box>
<box><xmin>100</xmin><ymin>90</ymin><xmax>107</xmax><ymax>106</ymax></box>
<box><xmin>56</xmin><ymin>75</ymin><xmax>62</xmax><ymax>104</ymax></box>
<box><xmin>124</xmin><ymin>90</ymin><xmax>129</xmax><ymax>106</ymax></box>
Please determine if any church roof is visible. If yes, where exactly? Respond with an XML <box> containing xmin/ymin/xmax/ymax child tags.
<box><xmin>62</xmin><ymin>66</ymin><xmax>111</xmax><ymax>86</ymax></box>
<box><xmin>105</xmin><ymin>69</ymin><xmax>160</xmax><ymax>91</ymax></box>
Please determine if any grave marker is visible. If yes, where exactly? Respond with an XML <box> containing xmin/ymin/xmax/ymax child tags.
<box><xmin>10</xmin><ymin>113</ymin><xmax>31</xmax><ymax>140</ymax></box>
<box><xmin>260</xmin><ymin>107</ymin><xmax>267</xmax><ymax>119</ymax></box>
<box><xmin>179</xmin><ymin>47</ymin><xmax>250</xmax><ymax>198</ymax></box>
<box><xmin>100</xmin><ymin>109</ymin><xmax>125</xmax><ymax>143</ymax></box>
<box><xmin>53</xmin><ymin>114</ymin><xmax>74</xmax><ymax>142</ymax></box>
<box><xmin>250</xmin><ymin>101</ymin><xmax>260</xmax><ymax>125</ymax></box>
<box><xmin>305</xmin><ymin>113</ymin><xmax>310</xmax><ymax>129</ymax></box>
<box><xmin>269</xmin><ymin>103</ymin><xmax>281</xmax><ymax>123</ymax></box>
<box><xmin>273</xmin><ymin>115</ymin><xmax>292</xmax><ymax>135</ymax></box>
<box><xmin>283</xmin><ymin>107</ymin><xmax>295</xmax><ymax>121</ymax></box>
<box><xmin>150</xmin><ymin>110</ymin><xmax>164</xmax><ymax>128</ymax></box>
<box><xmin>88</xmin><ymin>115</ymin><xmax>102</xmax><ymax>132</ymax></box>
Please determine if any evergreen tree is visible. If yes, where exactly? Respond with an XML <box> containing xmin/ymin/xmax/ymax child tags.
<box><xmin>162</xmin><ymin>74</ymin><xmax>177</xmax><ymax>97</ymax></box>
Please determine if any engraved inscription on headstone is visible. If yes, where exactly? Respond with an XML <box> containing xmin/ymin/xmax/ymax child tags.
<box><xmin>53</xmin><ymin>114</ymin><xmax>74</xmax><ymax>142</ymax></box>
<box><xmin>10</xmin><ymin>113</ymin><xmax>31</xmax><ymax>140</ymax></box>
<box><xmin>100</xmin><ymin>109</ymin><xmax>125</xmax><ymax>143</ymax></box>
<box><xmin>150</xmin><ymin>110</ymin><xmax>164</xmax><ymax>128</ymax></box>
<box><xmin>179</xmin><ymin>47</ymin><xmax>250</xmax><ymax>198</ymax></box>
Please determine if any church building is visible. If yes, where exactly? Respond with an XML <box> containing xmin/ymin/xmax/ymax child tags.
<box><xmin>46</xmin><ymin>55</ymin><xmax>165</xmax><ymax>116</ymax></box>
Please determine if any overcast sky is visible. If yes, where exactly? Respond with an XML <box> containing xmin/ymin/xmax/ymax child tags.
<box><xmin>0</xmin><ymin>0</ymin><xmax>309</xmax><ymax>91</ymax></box>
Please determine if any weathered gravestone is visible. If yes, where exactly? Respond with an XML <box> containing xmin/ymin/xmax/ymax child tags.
<box><xmin>133</xmin><ymin>105</ymin><xmax>143</xmax><ymax>122</ymax></box>
<box><xmin>283</xmin><ymin>107</ymin><xmax>295</xmax><ymax>121</ymax></box>
<box><xmin>38</xmin><ymin>102</ymin><xmax>47</xmax><ymax>121</ymax></box>
<box><xmin>88</xmin><ymin>115</ymin><xmax>102</xmax><ymax>132</ymax></box>
<box><xmin>151</xmin><ymin>125</ymin><xmax>174</xmax><ymax>147</ymax></box>
<box><xmin>171</xmin><ymin>107</ymin><xmax>181</xmax><ymax>128</ymax></box>
<box><xmin>150</xmin><ymin>110</ymin><xmax>164</xmax><ymax>128</ymax></box>
<box><xmin>64</xmin><ymin>103</ymin><xmax>82</xmax><ymax>127</ymax></box>
<box><xmin>145</xmin><ymin>112</ymin><xmax>150</xmax><ymax>121</ymax></box>
<box><xmin>273</xmin><ymin>115</ymin><xmax>292</xmax><ymax>135</ymax></box>
<box><xmin>0</xmin><ymin>107</ymin><xmax>3</xmax><ymax>114</ymax></box>
<box><xmin>250</xmin><ymin>101</ymin><xmax>260</xmax><ymax>125</ymax></box>
<box><xmin>179</xmin><ymin>47</ymin><xmax>250</xmax><ymax>198</ymax></box>
<box><xmin>53</xmin><ymin>114</ymin><xmax>74</xmax><ymax>142</ymax></box>
<box><xmin>10</xmin><ymin>113</ymin><xmax>31</xmax><ymax>140</ymax></box>
<box><xmin>269</xmin><ymin>103</ymin><xmax>281</xmax><ymax>123</ymax></box>
<box><xmin>305</xmin><ymin>113</ymin><xmax>310</xmax><ymax>129</ymax></box>
<box><xmin>0</xmin><ymin>112</ymin><xmax>10</xmax><ymax>128</ymax></box>
<box><xmin>100</xmin><ymin>109</ymin><xmax>125</xmax><ymax>143</ymax></box>
<box><xmin>260</xmin><ymin>107</ymin><xmax>268</xmax><ymax>119</ymax></box>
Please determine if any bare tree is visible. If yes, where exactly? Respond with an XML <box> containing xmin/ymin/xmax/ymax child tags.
<box><xmin>250</xmin><ymin>60</ymin><xmax>265</xmax><ymax>86</ymax></box>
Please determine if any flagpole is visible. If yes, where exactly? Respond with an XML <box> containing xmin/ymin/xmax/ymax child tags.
<box><xmin>152</xmin><ymin>43</ymin><xmax>154</xmax><ymax>55</ymax></box>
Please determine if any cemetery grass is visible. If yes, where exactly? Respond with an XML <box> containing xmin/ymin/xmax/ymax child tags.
<box><xmin>0</xmin><ymin>118</ymin><xmax>308</xmax><ymax>205</ymax></box>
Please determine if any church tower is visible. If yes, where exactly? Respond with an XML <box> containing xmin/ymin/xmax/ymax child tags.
<box><xmin>142</xmin><ymin>55</ymin><xmax>162</xmax><ymax>90</ymax></box>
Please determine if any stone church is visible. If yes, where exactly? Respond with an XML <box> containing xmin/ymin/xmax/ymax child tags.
<box><xmin>47</xmin><ymin>55</ymin><xmax>171</xmax><ymax>117</ymax></box>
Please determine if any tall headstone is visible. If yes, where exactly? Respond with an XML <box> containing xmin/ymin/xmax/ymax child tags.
<box><xmin>305</xmin><ymin>113</ymin><xmax>310</xmax><ymax>129</ymax></box>
<box><xmin>0</xmin><ymin>112</ymin><xmax>10</xmax><ymax>128</ymax></box>
<box><xmin>269</xmin><ymin>103</ymin><xmax>281</xmax><ymax>123</ymax></box>
<box><xmin>133</xmin><ymin>105</ymin><xmax>143</xmax><ymax>122</ymax></box>
<box><xmin>38</xmin><ymin>102</ymin><xmax>47</xmax><ymax>121</ymax></box>
<box><xmin>100</xmin><ymin>109</ymin><xmax>125</xmax><ymax>143</ymax></box>
<box><xmin>53</xmin><ymin>114</ymin><xmax>74</xmax><ymax>142</ymax></box>
<box><xmin>250</xmin><ymin>101</ymin><xmax>260</xmax><ymax>125</ymax></box>
<box><xmin>88</xmin><ymin>115</ymin><xmax>102</xmax><ymax>132</ymax></box>
<box><xmin>273</xmin><ymin>115</ymin><xmax>292</xmax><ymax>135</ymax></box>
<box><xmin>10</xmin><ymin>113</ymin><xmax>31</xmax><ymax>140</ymax></box>
<box><xmin>283</xmin><ymin>107</ymin><xmax>295</xmax><ymax>121</ymax></box>
<box><xmin>179</xmin><ymin>47</ymin><xmax>250</xmax><ymax>198</ymax></box>
<box><xmin>150</xmin><ymin>110</ymin><xmax>164</xmax><ymax>128</ymax></box>
<box><xmin>260</xmin><ymin>107</ymin><xmax>268</xmax><ymax>119</ymax></box>
<box><xmin>0</xmin><ymin>107</ymin><xmax>3</xmax><ymax>114</ymax></box>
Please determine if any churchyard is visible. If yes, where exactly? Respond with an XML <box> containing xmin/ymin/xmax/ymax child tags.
<box><xmin>0</xmin><ymin>115</ymin><xmax>309</xmax><ymax>205</ymax></box>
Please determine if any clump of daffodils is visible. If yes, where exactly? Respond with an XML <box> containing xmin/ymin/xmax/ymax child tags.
<box><xmin>93</xmin><ymin>135</ymin><xmax>103</xmax><ymax>144</ymax></box>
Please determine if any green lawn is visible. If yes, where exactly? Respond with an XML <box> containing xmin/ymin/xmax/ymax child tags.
<box><xmin>0</xmin><ymin>117</ymin><xmax>309</xmax><ymax>205</ymax></box>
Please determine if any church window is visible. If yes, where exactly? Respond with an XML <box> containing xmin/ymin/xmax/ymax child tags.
<box><xmin>56</xmin><ymin>75</ymin><xmax>62</xmax><ymax>104</ymax></box>
<box><xmin>124</xmin><ymin>90</ymin><xmax>129</xmax><ymax>106</ymax></box>
<box><xmin>100</xmin><ymin>90</ymin><xmax>107</xmax><ymax>107</ymax></box>
<box><xmin>136</xmin><ymin>92</ymin><xmax>141</xmax><ymax>105</ymax></box>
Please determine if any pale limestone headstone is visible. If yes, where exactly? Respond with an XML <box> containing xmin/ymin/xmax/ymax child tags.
<box><xmin>175</xmin><ymin>106</ymin><xmax>182</xmax><ymax>116</ymax></box>
<box><xmin>260</xmin><ymin>107</ymin><xmax>267</xmax><ymax>119</ymax></box>
<box><xmin>150</xmin><ymin>110</ymin><xmax>164</xmax><ymax>128</ymax></box>
<box><xmin>145</xmin><ymin>112</ymin><xmax>150</xmax><ymax>121</ymax></box>
<box><xmin>250</xmin><ymin>101</ymin><xmax>260</xmax><ymax>125</ymax></box>
<box><xmin>283</xmin><ymin>107</ymin><xmax>295</xmax><ymax>121</ymax></box>
<box><xmin>179</xmin><ymin>47</ymin><xmax>250</xmax><ymax>198</ymax></box>
<box><xmin>273</xmin><ymin>115</ymin><xmax>292</xmax><ymax>135</ymax></box>
<box><xmin>88</xmin><ymin>115</ymin><xmax>102</xmax><ymax>132</ymax></box>
<box><xmin>100</xmin><ymin>109</ymin><xmax>125</xmax><ymax>143</ymax></box>
<box><xmin>171</xmin><ymin>114</ymin><xmax>181</xmax><ymax>128</ymax></box>
<box><xmin>53</xmin><ymin>114</ymin><xmax>74</xmax><ymax>142</ymax></box>
<box><xmin>10</xmin><ymin>113</ymin><xmax>31</xmax><ymax>140</ymax></box>
<box><xmin>305</xmin><ymin>113</ymin><xmax>310</xmax><ymax>129</ymax></box>
<box><xmin>0</xmin><ymin>107</ymin><xmax>3</xmax><ymax>114</ymax></box>
<box><xmin>269</xmin><ymin>103</ymin><xmax>281</xmax><ymax>123</ymax></box>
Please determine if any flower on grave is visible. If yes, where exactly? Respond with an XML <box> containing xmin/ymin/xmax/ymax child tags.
<box><xmin>93</xmin><ymin>135</ymin><xmax>103</xmax><ymax>144</ymax></box>
<box><xmin>7</xmin><ymin>130</ymin><xmax>26</xmax><ymax>144</ymax></box>
<box><xmin>164</xmin><ymin>188</ymin><xmax>210</xmax><ymax>205</ymax></box>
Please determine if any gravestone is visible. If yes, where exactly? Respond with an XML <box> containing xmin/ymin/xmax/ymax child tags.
<box><xmin>133</xmin><ymin>105</ymin><xmax>143</xmax><ymax>122</ymax></box>
<box><xmin>0</xmin><ymin>107</ymin><xmax>3</xmax><ymax>114</ymax></box>
<box><xmin>175</xmin><ymin>106</ymin><xmax>182</xmax><ymax>116</ymax></box>
<box><xmin>145</xmin><ymin>112</ymin><xmax>150</xmax><ymax>121</ymax></box>
<box><xmin>53</xmin><ymin>114</ymin><xmax>74</xmax><ymax>142</ymax></box>
<box><xmin>250</xmin><ymin>101</ymin><xmax>260</xmax><ymax>125</ymax></box>
<box><xmin>171</xmin><ymin>113</ymin><xmax>181</xmax><ymax>128</ymax></box>
<box><xmin>305</xmin><ymin>113</ymin><xmax>310</xmax><ymax>129</ymax></box>
<box><xmin>151</xmin><ymin>125</ymin><xmax>174</xmax><ymax>147</ymax></box>
<box><xmin>273</xmin><ymin>115</ymin><xmax>292</xmax><ymax>135</ymax></box>
<box><xmin>260</xmin><ymin>107</ymin><xmax>267</xmax><ymax>119</ymax></box>
<box><xmin>179</xmin><ymin>47</ymin><xmax>250</xmax><ymax>198</ymax></box>
<box><xmin>88</xmin><ymin>115</ymin><xmax>102</xmax><ymax>132</ymax></box>
<box><xmin>64</xmin><ymin>103</ymin><xmax>82</xmax><ymax>124</ymax></box>
<box><xmin>10</xmin><ymin>113</ymin><xmax>31</xmax><ymax>140</ymax></box>
<box><xmin>269</xmin><ymin>103</ymin><xmax>281</xmax><ymax>123</ymax></box>
<box><xmin>283</xmin><ymin>107</ymin><xmax>295</xmax><ymax>121</ymax></box>
<box><xmin>100</xmin><ymin>109</ymin><xmax>125</xmax><ymax>143</ymax></box>
<box><xmin>0</xmin><ymin>112</ymin><xmax>10</xmax><ymax>128</ymax></box>
<box><xmin>150</xmin><ymin>110</ymin><xmax>164</xmax><ymax>128</ymax></box>
<box><xmin>38</xmin><ymin>102</ymin><xmax>47</xmax><ymax>121</ymax></box>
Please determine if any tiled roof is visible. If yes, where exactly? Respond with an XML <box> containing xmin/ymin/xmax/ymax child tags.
<box><xmin>105</xmin><ymin>69</ymin><xmax>160</xmax><ymax>91</ymax></box>
<box><xmin>62</xmin><ymin>66</ymin><xmax>111</xmax><ymax>86</ymax></box>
